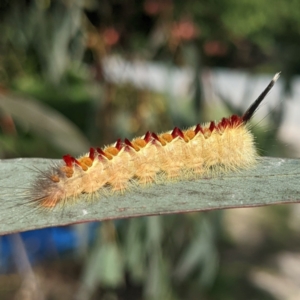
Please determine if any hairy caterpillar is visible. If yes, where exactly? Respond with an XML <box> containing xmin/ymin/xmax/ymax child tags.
<box><xmin>31</xmin><ymin>73</ymin><xmax>280</xmax><ymax>208</ymax></box>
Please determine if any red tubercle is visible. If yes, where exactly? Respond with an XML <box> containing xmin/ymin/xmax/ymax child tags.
<box><xmin>144</xmin><ymin>131</ymin><xmax>152</xmax><ymax>143</ymax></box>
<box><xmin>151</xmin><ymin>132</ymin><xmax>159</xmax><ymax>141</ymax></box>
<box><xmin>216</xmin><ymin>117</ymin><xmax>229</xmax><ymax>131</ymax></box>
<box><xmin>220</xmin><ymin>117</ymin><xmax>229</xmax><ymax>128</ymax></box>
<box><xmin>96</xmin><ymin>147</ymin><xmax>106</xmax><ymax>157</ymax></box>
<box><xmin>71</xmin><ymin>156</ymin><xmax>81</xmax><ymax>167</ymax></box>
<box><xmin>115</xmin><ymin>138</ymin><xmax>123</xmax><ymax>150</ymax></box>
<box><xmin>209</xmin><ymin>121</ymin><xmax>216</xmax><ymax>132</ymax></box>
<box><xmin>63</xmin><ymin>154</ymin><xmax>73</xmax><ymax>167</ymax></box>
<box><xmin>96</xmin><ymin>148</ymin><xmax>109</xmax><ymax>160</ymax></box>
<box><xmin>229</xmin><ymin>115</ymin><xmax>242</xmax><ymax>126</ymax></box>
<box><xmin>171</xmin><ymin>127</ymin><xmax>184</xmax><ymax>139</ymax></box>
<box><xmin>215</xmin><ymin>115</ymin><xmax>242</xmax><ymax>130</ymax></box>
<box><xmin>89</xmin><ymin>148</ymin><xmax>95</xmax><ymax>160</ymax></box>
<box><xmin>124</xmin><ymin>138</ymin><xmax>134</xmax><ymax>149</ymax></box>
<box><xmin>63</xmin><ymin>154</ymin><xmax>82</xmax><ymax>167</ymax></box>
<box><xmin>194</xmin><ymin>124</ymin><xmax>204</xmax><ymax>135</ymax></box>
<box><xmin>151</xmin><ymin>132</ymin><xmax>161</xmax><ymax>144</ymax></box>
<box><xmin>124</xmin><ymin>138</ymin><xmax>139</xmax><ymax>152</ymax></box>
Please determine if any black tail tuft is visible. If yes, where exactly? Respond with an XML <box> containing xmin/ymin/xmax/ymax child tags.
<box><xmin>242</xmin><ymin>72</ymin><xmax>280</xmax><ymax>123</ymax></box>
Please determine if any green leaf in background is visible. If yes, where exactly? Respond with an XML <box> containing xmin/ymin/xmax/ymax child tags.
<box><xmin>0</xmin><ymin>93</ymin><xmax>90</xmax><ymax>155</ymax></box>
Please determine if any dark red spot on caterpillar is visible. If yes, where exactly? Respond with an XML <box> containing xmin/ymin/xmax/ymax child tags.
<box><xmin>89</xmin><ymin>148</ymin><xmax>95</xmax><ymax>160</ymax></box>
<box><xmin>124</xmin><ymin>138</ymin><xmax>140</xmax><ymax>152</ymax></box>
<box><xmin>209</xmin><ymin>121</ymin><xmax>215</xmax><ymax>132</ymax></box>
<box><xmin>216</xmin><ymin>117</ymin><xmax>229</xmax><ymax>131</ymax></box>
<box><xmin>125</xmin><ymin>138</ymin><xmax>134</xmax><ymax>148</ymax></box>
<box><xmin>151</xmin><ymin>132</ymin><xmax>160</xmax><ymax>142</ymax></box>
<box><xmin>115</xmin><ymin>139</ymin><xmax>123</xmax><ymax>151</ymax></box>
<box><xmin>71</xmin><ymin>156</ymin><xmax>81</xmax><ymax>167</ymax></box>
<box><xmin>220</xmin><ymin>117</ymin><xmax>229</xmax><ymax>128</ymax></box>
<box><xmin>172</xmin><ymin>127</ymin><xmax>184</xmax><ymax>139</ymax></box>
<box><xmin>96</xmin><ymin>148</ymin><xmax>109</xmax><ymax>159</ymax></box>
<box><xmin>144</xmin><ymin>131</ymin><xmax>152</xmax><ymax>143</ymax></box>
<box><xmin>151</xmin><ymin>132</ymin><xmax>167</xmax><ymax>145</ymax></box>
<box><xmin>63</xmin><ymin>154</ymin><xmax>73</xmax><ymax>167</ymax></box>
<box><xmin>230</xmin><ymin>115</ymin><xmax>242</xmax><ymax>126</ymax></box>
<box><xmin>194</xmin><ymin>124</ymin><xmax>204</xmax><ymax>135</ymax></box>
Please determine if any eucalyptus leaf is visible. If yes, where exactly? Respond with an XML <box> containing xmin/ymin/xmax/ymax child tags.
<box><xmin>0</xmin><ymin>157</ymin><xmax>300</xmax><ymax>235</ymax></box>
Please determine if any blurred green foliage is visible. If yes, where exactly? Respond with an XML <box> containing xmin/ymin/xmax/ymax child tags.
<box><xmin>0</xmin><ymin>0</ymin><xmax>299</xmax><ymax>299</ymax></box>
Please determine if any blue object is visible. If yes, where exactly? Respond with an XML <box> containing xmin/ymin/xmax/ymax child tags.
<box><xmin>0</xmin><ymin>223</ymin><xmax>98</xmax><ymax>273</ymax></box>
